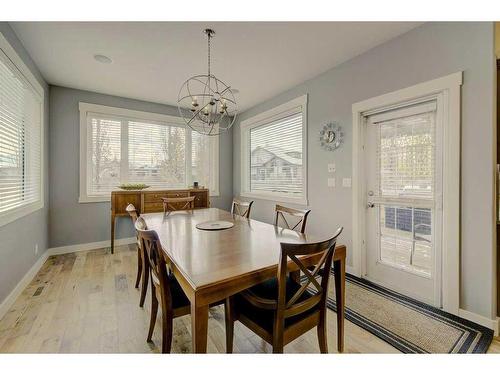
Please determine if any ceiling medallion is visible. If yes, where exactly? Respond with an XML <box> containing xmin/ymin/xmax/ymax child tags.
<box><xmin>177</xmin><ymin>29</ymin><xmax>237</xmax><ymax>136</ymax></box>
<box><xmin>319</xmin><ymin>122</ymin><xmax>343</xmax><ymax>151</ymax></box>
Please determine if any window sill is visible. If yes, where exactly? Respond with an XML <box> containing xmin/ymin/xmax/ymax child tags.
<box><xmin>79</xmin><ymin>190</ymin><xmax>221</xmax><ymax>204</ymax></box>
<box><xmin>240</xmin><ymin>191</ymin><xmax>308</xmax><ymax>206</ymax></box>
<box><xmin>79</xmin><ymin>195</ymin><xmax>110</xmax><ymax>203</ymax></box>
<box><xmin>0</xmin><ymin>201</ymin><xmax>44</xmax><ymax>228</ymax></box>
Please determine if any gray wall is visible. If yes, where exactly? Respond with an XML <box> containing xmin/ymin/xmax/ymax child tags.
<box><xmin>0</xmin><ymin>23</ymin><xmax>49</xmax><ymax>304</ymax></box>
<box><xmin>233</xmin><ymin>22</ymin><xmax>496</xmax><ymax>319</ymax></box>
<box><xmin>49</xmin><ymin>86</ymin><xmax>233</xmax><ymax>248</ymax></box>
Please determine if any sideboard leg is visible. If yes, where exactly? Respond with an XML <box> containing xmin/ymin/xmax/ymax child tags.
<box><xmin>111</xmin><ymin>213</ymin><xmax>115</xmax><ymax>254</ymax></box>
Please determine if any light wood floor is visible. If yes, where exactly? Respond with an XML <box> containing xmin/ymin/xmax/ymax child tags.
<box><xmin>0</xmin><ymin>244</ymin><xmax>498</xmax><ymax>353</ymax></box>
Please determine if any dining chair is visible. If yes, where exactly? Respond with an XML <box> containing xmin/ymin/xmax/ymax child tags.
<box><xmin>231</xmin><ymin>198</ymin><xmax>254</xmax><ymax>218</ymax></box>
<box><xmin>224</xmin><ymin>227</ymin><xmax>343</xmax><ymax>353</ymax></box>
<box><xmin>274</xmin><ymin>204</ymin><xmax>311</xmax><ymax>234</ymax></box>
<box><xmin>126</xmin><ymin>203</ymin><xmax>149</xmax><ymax>307</ymax></box>
<box><xmin>135</xmin><ymin>217</ymin><xmax>191</xmax><ymax>353</ymax></box>
<box><xmin>162</xmin><ymin>196</ymin><xmax>195</xmax><ymax>214</ymax></box>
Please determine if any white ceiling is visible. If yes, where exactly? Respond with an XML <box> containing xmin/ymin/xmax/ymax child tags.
<box><xmin>10</xmin><ymin>22</ymin><xmax>421</xmax><ymax>112</ymax></box>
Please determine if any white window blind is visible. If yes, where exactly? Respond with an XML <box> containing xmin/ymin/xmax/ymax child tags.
<box><xmin>249</xmin><ymin>111</ymin><xmax>303</xmax><ymax>197</ymax></box>
<box><xmin>88</xmin><ymin>116</ymin><xmax>121</xmax><ymax>196</ymax></box>
<box><xmin>128</xmin><ymin>121</ymin><xmax>186</xmax><ymax>188</ymax></box>
<box><xmin>373</xmin><ymin>102</ymin><xmax>436</xmax><ymax>200</ymax></box>
<box><xmin>0</xmin><ymin>48</ymin><xmax>42</xmax><ymax>218</ymax></box>
<box><xmin>81</xmin><ymin>105</ymin><xmax>218</xmax><ymax>201</ymax></box>
<box><xmin>191</xmin><ymin>131</ymin><xmax>212</xmax><ymax>189</ymax></box>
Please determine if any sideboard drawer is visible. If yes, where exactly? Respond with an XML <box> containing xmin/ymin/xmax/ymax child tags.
<box><xmin>144</xmin><ymin>190</ymin><xmax>188</xmax><ymax>202</ymax></box>
<box><xmin>191</xmin><ymin>191</ymin><xmax>208</xmax><ymax>208</ymax></box>
<box><xmin>143</xmin><ymin>202</ymin><xmax>164</xmax><ymax>213</ymax></box>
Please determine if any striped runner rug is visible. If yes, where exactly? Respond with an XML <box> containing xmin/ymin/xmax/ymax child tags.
<box><xmin>319</xmin><ymin>270</ymin><xmax>493</xmax><ymax>353</ymax></box>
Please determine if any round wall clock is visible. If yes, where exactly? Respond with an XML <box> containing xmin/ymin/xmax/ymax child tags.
<box><xmin>319</xmin><ymin>122</ymin><xmax>343</xmax><ymax>151</ymax></box>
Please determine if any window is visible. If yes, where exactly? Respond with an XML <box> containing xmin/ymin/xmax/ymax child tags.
<box><xmin>240</xmin><ymin>95</ymin><xmax>307</xmax><ymax>204</ymax></box>
<box><xmin>79</xmin><ymin>103</ymin><xmax>219</xmax><ymax>202</ymax></box>
<box><xmin>0</xmin><ymin>34</ymin><xmax>44</xmax><ymax>227</ymax></box>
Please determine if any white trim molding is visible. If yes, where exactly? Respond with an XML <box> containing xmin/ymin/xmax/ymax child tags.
<box><xmin>458</xmin><ymin>309</ymin><xmax>500</xmax><ymax>336</ymax></box>
<box><xmin>351</xmin><ymin>72</ymin><xmax>462</xmax><ymax>315</ymax></box>
<box><xmin>0</xmin><ymin>252</ymin><xmax>49</xmax><ymax>320</ymax></box>
<box><xmin>239</xmin><ymin>94</ymin><xmax>308</xmax><ymax>205</ymax></box>
<box><xmin>47</xmin><ymin>237</ymin><xmax>136</xmax><ymax>256</ymax></box>
<box><xmin>0</xmin><ymin>237</ymin><xmax>136</xmax><ymax>321</ymax></box>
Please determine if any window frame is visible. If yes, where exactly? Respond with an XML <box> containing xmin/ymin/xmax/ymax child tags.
<box><xmin>0</xmin><ymin>33</ymin><xmax>44</xmax><ymax>228</ymax></box>
<box><xmin>79</xmin><ymin>102</ymin><xmax>219</xmax><ymax>203</ymax></box>
<box><xmin>240</xmin><ymin>95</ymin><xmax>308</xmax><ymax>205</ymax></box>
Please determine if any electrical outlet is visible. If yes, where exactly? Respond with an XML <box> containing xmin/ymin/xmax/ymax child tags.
<box><xmin>342</xmin><ymin>178</ymin><xmax>352</xmax><ymax>188</ymax></box>
<box><xmin>328</xmin><ymin>163</ymin><xmax>336</xmax><ymax>173</ymax></box>
<box><xmin>34</xmin><ymin>243</ymin><xmax>39</xmax><ymax>255</ymax></box>
<box><xmin>327</xmin><ymin>178</ymin><xmax>335</xmax><ymax>187</ymax></box>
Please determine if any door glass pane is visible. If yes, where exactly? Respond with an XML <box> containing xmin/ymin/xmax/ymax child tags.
<box><xmin>378</xmin><ymin>112</ymin><xmax>435</xmax><ymax>199</ymax></box>
<box><xmin>379</xmin><ymin>205</ymin><xmax>432</xmax><ymax>276</ymax></box>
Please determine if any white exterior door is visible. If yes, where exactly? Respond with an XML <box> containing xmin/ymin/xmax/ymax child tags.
<box><xmin>364</xmin><ymin>100</ymin><xmax>442</xmax><ymax>306</ymax></box>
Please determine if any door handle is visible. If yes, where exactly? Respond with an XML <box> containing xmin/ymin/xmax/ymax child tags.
<box><xmin>367</xmin><ymin>202</ymin><xmax>375</xmax><ymax>208</ymax></box>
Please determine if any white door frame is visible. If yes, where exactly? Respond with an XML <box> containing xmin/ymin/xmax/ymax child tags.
<box><xmin>351</xmin><ymin>72</ymin><xmax>462</xmax><ymax>315</ymax></box>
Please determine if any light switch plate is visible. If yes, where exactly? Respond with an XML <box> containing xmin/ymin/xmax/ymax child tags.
<box><xmin>328</xmin><ymin>178</ymin><xmax>335</xmax><ymax>187</ymax></box>
<box><xmin>328</xmin><ymin>163</ymin><xmax>336</xmax><ymax>173</ymax></box>
<box><xmin>342</xmin><ymin>178</ymin><xmax>351</xmax><ymax>187</ymax></box>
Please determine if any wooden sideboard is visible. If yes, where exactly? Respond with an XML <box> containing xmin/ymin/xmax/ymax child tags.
<box><xmin>110</xmin><ymin>188</ymin><xmax>209</xmax><ymax>253</ymax></box>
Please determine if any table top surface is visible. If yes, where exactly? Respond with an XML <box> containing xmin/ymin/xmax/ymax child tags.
<box><xmin>141</xmin><ymin>208</ymin><xmax>340</xmax><ymax>291</ymax></box>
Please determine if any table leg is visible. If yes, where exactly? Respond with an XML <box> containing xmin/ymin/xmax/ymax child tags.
<box><xmin>333</xmin><ymin>256</ymin><xmax>345</xmax><ymax>353</ymax></box>
<box><xmin>191</xmin><ymin>302</ymin><xmax>209</xmax><ymax>353</ymax></box>
<box><xmin>110</xmin><ymin>213</ymin><xmax>115</xmax><ymax>254</ymax></box>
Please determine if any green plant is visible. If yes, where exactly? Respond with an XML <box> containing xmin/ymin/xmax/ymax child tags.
<box><xmin>118</xmin><ymin>183</ymin><xmax>150</xmax><ymax>190</ymax></box>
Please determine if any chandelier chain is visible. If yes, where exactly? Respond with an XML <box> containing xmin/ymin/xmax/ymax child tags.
<box><xmin>207</xmin><ymin>31</ymin><xmax>211</xmax><ymax>77</ymax></box>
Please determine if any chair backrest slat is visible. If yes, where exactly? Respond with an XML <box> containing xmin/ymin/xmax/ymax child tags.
<box><xmin>126</xmin><ymin>203</ymin><xmax>139</xmax><ymax>224</ymax></box>
<box><xmin>274</xmin><ymin>204</ymin><xmax>311</xmax><ymax>234</ymax></box>
<box><xmin>134</xmin><ymin>217</ymin><xmax>173</xmax><ymax>308</ymax></box>
<box><xmin>276</xmin><ymin>227</ymin><xmax>343</xmax><ymax>321</ymax></box>
<box><xmin>231</xmin><ymin>198</ymin><xmax>254</xmax><ymax>218</ymax></box>
<box><xmin>162</xmin><ymin>196</ymin><xmax>195</xmax><ymax>213</ymax></box>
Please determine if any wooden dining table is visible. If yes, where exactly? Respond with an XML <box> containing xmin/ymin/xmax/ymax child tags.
<box><xmin>142</xmin><ymin>207</ymin><xmax>346</xmax><ymax>353</ymax></box>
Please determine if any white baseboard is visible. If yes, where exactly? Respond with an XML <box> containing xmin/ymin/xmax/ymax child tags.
<box><xmin>47</xmin><ymin>237</ymin><xmax>136</xmax><ymax>256</ymax></box>
<box><xmin>459</xmin><ymin>308</ymin><xmax>500</xmax><ymax>336</ymax></box>
<box><xmin>0</xmin><ymin>251</ymin><xmax>49</xmax><ymax>320</ymax></box>
<box><xmin>0</xmin><ymin>237</ymin><xmax>136</xmax><ymax>321</ymax></box>
<box><xmin>346</xmin><ymin>265</ymin><xmax>356</xmax><ymax>275</ymax></box>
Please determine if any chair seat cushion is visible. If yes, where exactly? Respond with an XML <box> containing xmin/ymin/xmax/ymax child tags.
<box><xmin>169</xmin><ymin>274</ymin><xmax>190</xmax><ymax>309</ymax></box>
<box><xmin>235</xmin><ymin>276</ymin><xmax>317</xmax><ymax>333</ymax></box>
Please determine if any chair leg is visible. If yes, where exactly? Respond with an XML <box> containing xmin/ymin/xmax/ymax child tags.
<box><xmin>272</xmin><ymin>344</ymin><xmax>284</xmax><ymax>354</ymax></box>
<box><xmin>135</xmin><ymin>247</ymin><xmax>142</xmax><ymax>289</ymax></box>
<box><xmin>147</xmin><ymin>283</ymin><xmax>158</xmax><ymax>342</ymax></box>
<box><xmin>139</xmin><ymin>251</ymin><xmax>149</xmax><ymax>307</ymax></box>
<box><xmin>317</xmin><ymin>313</ymin><xmax>328</xmax><ymax>353</ymax></box>
<box><xmin>161</xmin><ymin>309</ymin><xmax>173</xmax><ymax>354</ymax></box>
<box><xmin>272</xmin><ymin>317</ymin><xmax>285</xmax><ymax>353</ymax></box>
<box><xmin>224</xmin><ymin>298</ymin><xmax>234</xmax><ymax>353</ymax></box>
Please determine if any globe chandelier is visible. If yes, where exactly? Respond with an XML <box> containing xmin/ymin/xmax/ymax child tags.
<box><xmin>177</xmin><ymin>29</ymin><xmax>237</xmax><ymax>136</ymax></box>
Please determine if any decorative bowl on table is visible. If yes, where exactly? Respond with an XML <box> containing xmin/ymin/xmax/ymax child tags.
<box><xmin>117</xmin><ymin>183</ymin><xmax>151</xmax><ymax>191</ymax></box>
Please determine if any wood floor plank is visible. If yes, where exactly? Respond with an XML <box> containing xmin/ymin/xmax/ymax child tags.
<box><xmin>0</xmin><ymin>245</ymin><xmax>493</xmax><ymax>354</ymax></box>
